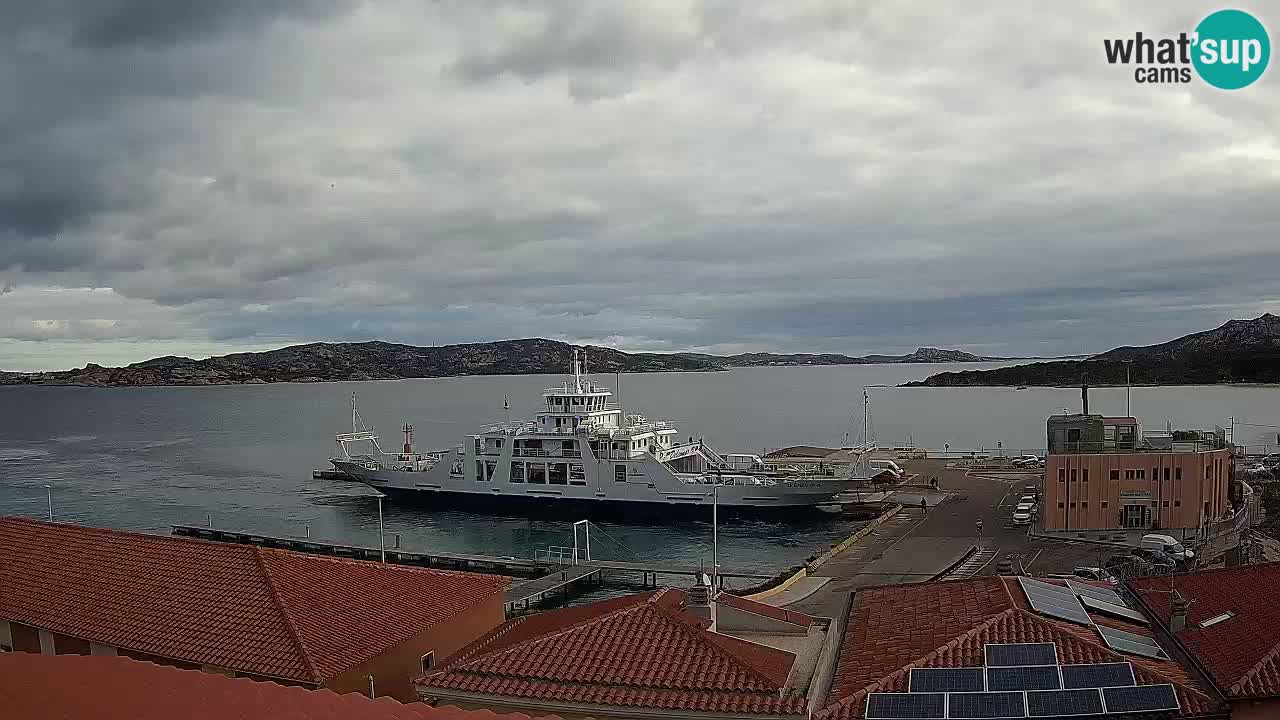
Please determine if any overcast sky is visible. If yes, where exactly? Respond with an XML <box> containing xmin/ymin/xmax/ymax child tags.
<box><xmin>2</xmin><ymin>2</ymin><xmax>1278</xmax><ymax>371</ymax></box>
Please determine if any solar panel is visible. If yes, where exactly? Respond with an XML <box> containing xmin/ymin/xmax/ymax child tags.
<box><xmin>865</xmin><ymin>693</ymin><xmax>946</xmax><ymax>719</ymax></box>
<box><xmin>1079</xmin><ymin>594</ymin><xmax>1149</xmax><ymax>624</ymax></box>
<box><xmin>985</xmin><ymin>643</ymin><xmax>1059</xmax><ymax>667</ymax></box>
<box><xmin>1060</xmin><ymin>662</ymin><xmax>1136</xmax><ymax>689</ymax></box>
<box><xmin>1018</xmin><ymin>578</ymin><xmax>1093</xmax><ymax>625</ymax></box>
<box><xmin>909</xmin><ymin>668</ymin><xmax>985</xmax><ymax>693</ymax></box>
<box><xmin>1025</xmin><ymin>688</ymin><xmax>1105</xmax><ymax>717</ymax></box>
<box><xmin>1102</xmin><ymin>684</ymin><xmax>1180</xmax><ymax>713</ymax></box>
<box><xmin>1065</xmin><ymin>579</ymin><xmax>1124</xmax><ymax>605</ymax></box>
<box><xmin>946</xmin><ymin>692</ymin><xmax>1026</xmax><ymax>719</ymax></box>
<box><xmin>1096</xmin><ymin>625</ymin><xmax>1169</xmax><ymax>660</ymax></box>
<box><xmin>987</xmin><ymin>665</ymin><xmax>1061</xmax><ymax>691</ymax></box>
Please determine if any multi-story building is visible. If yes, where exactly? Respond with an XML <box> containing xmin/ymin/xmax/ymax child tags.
<box><xmin>1043</xmin><ymin>414</ymin><xmax>1233</xmax><ymax>534</ymax></box>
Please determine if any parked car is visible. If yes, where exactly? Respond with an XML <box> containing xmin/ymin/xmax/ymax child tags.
<box><xmin>1023</xmin><ymin>484</ymin><xmax>1038</xmax><ymax>497</ymax></box>
<box><xmin>1141</xmin><ymin>533</ymin><xmax>1195</xmax><ymax>561</ymax></box>
<box><xmin>1132</xmin><ymin>547</ymin><xmax>1176</xmax><ymax>567</ymax></box>
<box><xmin>869</xmin><ymin>460</ymin><xmax>905</xmax><ymax>479</ymax></box>
<box><xmin>1073</xmin><ymin>566</ymin><xmax>1119</xmax><ymax>584</ymax></box>
<box><xmin>1018</xmin><ymin>494</ymin><xmax>1038</xmax><ymax>507</ymax></box>
<box><xmin>1011</xmin><ymin>455</ymin><xmax>1043</xmax><ymax>468</ymax></box>
<box><xmin>1012</xmin><ymin>503</ymin><xmax>1033</xmax><ymax>526</ymax></box>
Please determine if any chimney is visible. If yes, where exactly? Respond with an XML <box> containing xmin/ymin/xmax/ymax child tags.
<box><xmin>687</xmin><ymin>574</ymin><xmax>715</xmax><ymax>628</ymax></box>
<box><xmin>1081</xmin><ymin>379</ymin><xmax>1090</xmax><ymax>415</ymax></box>
<box><xmin>1170</xmin><ymin>591</ymin><xmax>1189</xmax><ymax>633</ymax></box>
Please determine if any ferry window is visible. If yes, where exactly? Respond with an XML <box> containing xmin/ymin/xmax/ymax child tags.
<box><xmin>474</xmin><ymin>460</ymin><xmax>484</xmax><ymax>482</ymax></box>
<box><xmin>549</xmin><ymin>463</ymin><xmax>568</xmax><ymax>485</ymax></box>
<box><xmin>569</xmin><ymin>464</ymin><xmax>585</xmax><ymax>485</ymax></box>
<box><xmin>510</xmin><ymin>463</ymin><xmax>525</xmax><ymax>482</ymax></box>
<box><xmin>1109</xmin><ymin>469</ymin><xmax>1119</xmax><ymax>480</ymax></box>
<box><xmin>496</xmin><ymin>439</ymin><xmax>503</xmax><ymax>448</ymax></box>
<box><xmin>615</xmin><ymin>465</ymin><xmax>626</xmax><ymax>482</ymax></box>
<box><xmin>484</xmin><ymin>460</ymin><xmax>496</xmax><ymax>481</ymax></box>
<box><xmin>1175</xmin><ymin>467</ymin><xmax>1182</xmax><ymax>480</ymax></box>
<box><xmin>528</xmin><ymin>463</ymin><xmax>546</xmax><ymax>484</ymax></box>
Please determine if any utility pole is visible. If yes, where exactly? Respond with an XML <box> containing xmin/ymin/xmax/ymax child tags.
<box><xmin>375</xmin><ymin>492</ymin><xmax>386</xmax><ymax>563</ymax></box>
<box><xmin>44</xmin><ymin>484</ymin><xmax>52</xmax><ymax>522</ymax></box>
<box><xmin>712</xmin><ymin>478</ymin><xmax>720</xmax><ymax>591</ymax></box>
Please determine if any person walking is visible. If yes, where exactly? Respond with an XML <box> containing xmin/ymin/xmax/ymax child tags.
<box><xmin>920</xmin><ymin>497</ymin><xmax>928</xmax><ymax>514</ymax></box>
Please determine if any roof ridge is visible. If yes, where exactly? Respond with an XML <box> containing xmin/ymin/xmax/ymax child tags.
<box><xmin>252</xmin><ymin>548</ymin><xmax>322</xmax><ymax>683</ymax></box>
<box><xmin>441</xmin><ymin>592</ymin><xmax>659</xmax><ymax>673</ymax></box>
<box><xmin>647</xmin><ymin>602</ymin><xmax>788</xmax><ymax>691</ymax></box>
<box><xmin>1230</xmin><ymin>633</ymin><xmax>1280</xmax><ymax>695</ymax></box>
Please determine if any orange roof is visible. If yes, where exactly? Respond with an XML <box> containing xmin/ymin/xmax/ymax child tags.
<box><xmin>1131</xmin><ymin>562</ymin><xmax>1280</xmax><ymax>699</ymax></box>
<box><xmin>0</xmin><ymin>652</ymin><xmax>555</xmax><ymax>720</ymax></box>
<box><xmin>420</xmin><ymin>589</ymin><xmax>807</xmax><ymax>715</ymax></box>
<box><xmin>0</xmin><ymin>517</ymin><xmax>507</xmax><ymax>683</ymax></box>
<box><xmin>820</xmin><ymin>576</ymin><xmax>1224</xmax><ymax>720</ymax></box>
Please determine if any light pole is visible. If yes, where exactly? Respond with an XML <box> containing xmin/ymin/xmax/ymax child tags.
<box><xmin>44</xmin><ymin>484</ymin><xmax>52</xmax><ymax>521</ymax></box>
<box><xmin>712</xmin><ymin>478</ymin><xmax>720</xmax><ymax>591</ymax></box>
<box><xmin>374</xmin><ymin>491</ymin><xmax>386</xmax><ymax>563</ymax></box>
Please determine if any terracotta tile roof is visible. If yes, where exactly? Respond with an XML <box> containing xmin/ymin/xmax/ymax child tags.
<box><xmin>719</xmin><ymin>593</ymin><xmax>815</xmax><ymax>627</ymax></box>
<box><xmin>0</xmin><ymin>652</ymin><xmax>556</xmax><ymax>720</ymax></box>
<box><xmin>421</xmin><ymin>588</ymin><xmax>806</xmax><ymax>715</ymax></box>
<box><xmin>820</xmin><ymin>576</ymin><xmax>1225</xmax><ymax>720</ymax></box>
<box><xmin>1131</xmin><ymin>562</ymin><xmax>1280</xmax><ymax>699</ymax></box>
<box><xmin>0</xmin><ymin>517</ymin><xmax>506</xmax><ymax>683</ymax></box>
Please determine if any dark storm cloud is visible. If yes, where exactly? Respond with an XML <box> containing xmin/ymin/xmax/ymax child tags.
<box><xmin>2</xmin><ymin>1</ymin><xmax>1279</xmax><ymax>370</ymax></box>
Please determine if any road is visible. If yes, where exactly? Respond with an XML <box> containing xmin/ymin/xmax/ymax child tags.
<box><xmin>786</xmin><ymin>459</ymin><xmax>1113</xmax><ymax>618</ymax></box>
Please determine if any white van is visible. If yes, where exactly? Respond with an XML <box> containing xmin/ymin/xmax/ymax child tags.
<box><xmin>1141</xmin><ymin>534</ymin><xmax>1195</xmax><ymax>561</ymax></box>
<box><xmin>869</xmin><ymin>460</ymin><xmax>905</xmax><ymax>478</ymax></box>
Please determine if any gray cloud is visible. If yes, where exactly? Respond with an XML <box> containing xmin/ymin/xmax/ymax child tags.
<box><xmin>2</xmin><ymin>1</ymin><xmax>1279</xmax><ymax>370</ymax></box>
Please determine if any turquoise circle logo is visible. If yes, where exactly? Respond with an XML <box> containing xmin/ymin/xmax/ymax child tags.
<box><xmin>1193</xmin><ymin>9</ymin><xmax>1270</xmax><ymax>89</ymax></box>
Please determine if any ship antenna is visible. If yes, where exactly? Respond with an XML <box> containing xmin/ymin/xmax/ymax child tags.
<box><xmin>504</xmin><ymin>394</ymin><xmax>510</xmax><ymax>424</ymax></box>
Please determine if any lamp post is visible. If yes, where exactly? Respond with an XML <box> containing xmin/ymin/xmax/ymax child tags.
<box><xmin>712</xmin><ymin>474</ymin><xmax>720</xmax><ymax>591</ymax></box>
<box><xmin>374</xmin><ymin>491</ymin><xmax>386</xmax><ymax>563</ymax></box>
<box><xmin>44</xmin><ymin>484</ymin><xmax>52</xmax><ymax>521</ymax></box>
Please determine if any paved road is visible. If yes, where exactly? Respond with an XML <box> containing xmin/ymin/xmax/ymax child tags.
<box><xmin>788</xmin><ymin>460</ymin><xmax>1111</xmax><ymax>617</ymax></box>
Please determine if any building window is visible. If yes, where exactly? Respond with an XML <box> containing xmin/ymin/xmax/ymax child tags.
<box><xmin>421</xmin><ymin>651</ymin><xmax>434</xmax><ymax>673</ymax></box>
<box><xmin>615</xmin><ymin>464</ymin><xmax>627</xmax><ymax>482</ymax></box>
<box><xmin>1205</xmin><ymin>501</ymin><xmax>1211</xmax><ymax>516</ymax></box>
<box><xmin>1101</xmin><ymin>502</ymin><xmax>1109</xmax><ymax>509</ymax></box>
<box><xmin>1136</xmin><ymin>469</ymin><xmax>1145</xmax><ymax>480</ymax></box>
<box><xmin>1070</xmin><ymin>503</ymin><xmax>1076</xmax><ymax>509</ymax></box>
<box><xmin>1058</xmin><ymin>468</ymin><xmax>1065</xmax><ymax>482</ymax></box>
<box><xmin>1174</xmin><ymin>500</ymin><xmax>1181</xmax><ymax>507</ymax></box>
<box><xmin>1070</xmin><ymin>469</ymin><xmax>1078</xmax><ymax>482</ymax></box>
<box><xmin>1164</xmin><ymin>467</ymin><xmax>1170</xmax><ymax>482</ymax></box>
<box><xmin>1206</xmin><ymin>466</ymin><xmax>1212</xmax><ymax>479</ymax></box>
<box><xmin>1082</xmin><ymin>469</ymin><xmax>1089</xmax><ymax>482</ymax></box>
<box><xmin>1110</xmin><ymin>469</ymin><xmax>1119</xmax><ymax>480</ymax></box>
<box><xmin>1058</xmin><ymin>502</ymin><xmax>1065</xmax><ymax>509</ymax></box>
<box><xmin>1175</xmin><ymin>467</ymin><xmax>1182</xmax><ymax>481</ymax></box>
<box><xmin>1082</xmin><ymin>502</ymin><xmax>1088</xmax><ymax>509</ymax></box>
<box><xmin>1162</xmin><ymin>500</ymin><xmax>1169</xmax><ymax>507</ymax></box>
<box><xmin>1125</xmin><ymin>470</ymin><xmax>1135</xmax><ymax>480</ymax></box>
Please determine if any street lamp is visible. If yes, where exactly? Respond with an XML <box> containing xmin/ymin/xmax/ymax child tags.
<box><xmin>374</xmin><ymin>491</ymin><xmax>387</xmax><ymax>563</ymax></box>
<box><xmin>43</xmin><ymin>485</ymin><xmax>52</xmax><ymax>522</ymax></box>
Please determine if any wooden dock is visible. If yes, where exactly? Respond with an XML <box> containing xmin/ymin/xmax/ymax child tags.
<box><xmin>505</xmin><ymin>565</ymin><xmax>603</xmax><ymax>614</ymax></box>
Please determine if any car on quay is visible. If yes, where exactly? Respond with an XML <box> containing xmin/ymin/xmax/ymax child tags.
<box><xmin>1011</xmin><ymin>455</ymin><xmax>1043</xmax><ymax>468</ymax></box>
<box><xmin>1072</xmin><ymin>566</ymin><xmax>1118</xmax><ymax>584</ymax></box>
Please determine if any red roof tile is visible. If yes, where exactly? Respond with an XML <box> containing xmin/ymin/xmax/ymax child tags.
<box><xmin>1131</xmin><ymin>562</ymin><xmax>1280</xmax><ymax>699</ymax></box>
<box><xmin>0</xmin><ymin>517</ymin><xmax>507</xmax><ymax>683</ymax></box>
<box><xmin>821</xmin><ymin>576</ymin><xmax>1225</xmax><ymax>720</ymax></box>
<box><xmin>0</xmin><ymin>652</ymin><xmax>555</xmax><ymax>720</ymax></box>
<box><xmin>719</xmin><ymin>593</ymin><xmax>815</xmax><ymax>627</ymax></box>
<box><xmin>422</xmin><ymin>589</ymin><xmax>806</xmax><ymax>715</ymax></box>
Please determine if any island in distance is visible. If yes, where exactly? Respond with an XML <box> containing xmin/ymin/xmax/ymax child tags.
<box><xmin>905</xmin><ymin>313</ymin><xmax>1280</xmax><ymax>388</ymax></box>
<box><xmin>1</xmin><ymin>339</ymin><xmax>1009</xmax><ymax>388</ymax></box>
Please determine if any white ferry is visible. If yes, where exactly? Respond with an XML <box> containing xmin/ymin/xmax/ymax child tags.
<box><xmin>328</xmin><ymin>350</ymin><xmax>862</xmax><ymax>515</ymax></box>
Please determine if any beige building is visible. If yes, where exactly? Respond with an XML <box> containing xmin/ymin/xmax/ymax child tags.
<box><xmin>1043</xmin><ymin>414</ymin><xmax>1232</xmax><ymax>534</ymax></box>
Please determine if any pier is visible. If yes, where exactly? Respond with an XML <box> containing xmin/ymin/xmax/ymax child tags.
<box><xmin>171</xmin><ymin>524</ymin><xmax>775</xmax><ymax>614</ymax></box>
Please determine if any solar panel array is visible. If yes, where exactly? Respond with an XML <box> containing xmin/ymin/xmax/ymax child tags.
<box><xmin>1096</xmin><ymin>624</ymin><xmax>1169</xmax><ymax>660</ymax></box>
<box><xmin>1064</xmin><ymin>579</ymin><xmax>1124</xmax><ymax>605</ymax></box>
<box><xmin>1017</xmin><ymin>577</ymin><xmax>1092</xmax><ymax>625</ymax></box>
<box><xmin>1078</xmin><ymin>594</ymin><xmax>1150</xmax><ymax>624</ymax></box>
<box><xmin>864</xmin><ymin>644</ymin><xmax>1179</xmax><ymax>719</ymax></box>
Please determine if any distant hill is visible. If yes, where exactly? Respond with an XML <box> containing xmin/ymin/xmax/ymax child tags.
<box><xmin>904</xmin><ymin>314</ymin><xmax>1280</xmax><ymax>387</ymax></box>
<box><xmin>685</xmin><ymin>347</ymin><xmax>997</xmax><ymax>367</ymax></box>
<box><xmin>1</xmin><ymin>339</ymin><xmax>1001</xmax><ymax>388</ymax></box>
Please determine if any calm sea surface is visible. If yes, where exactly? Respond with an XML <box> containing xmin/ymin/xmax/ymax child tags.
<box><xmin>2</xmin><ymin>363</ymin><xmax>1278</xmax><ymax>580</ymax></box>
